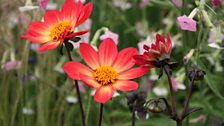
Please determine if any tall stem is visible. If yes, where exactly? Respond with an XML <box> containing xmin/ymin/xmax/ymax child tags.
<box><xmin>132</xmin><ymin>102</ymin><xmax>135</xmax><ymax>126</ymax></box>
<box><xmin>65</xmin><ymin>44</ymin><xmax>86</xmax><ymax>126</ymax></box>
<box><xmin>180</xmin><ymin>76</ymin><xmax>195</xmax><ymax>120</ymax></box>
<box><xmin>98</xmin><ymin>103</ymin><xmax>104</xmax><ymax>126</ymax></box>
<box><xmin>164</xmin><ymin>65</ymin><xmax>177</xmax><ymax>117</ymax></box>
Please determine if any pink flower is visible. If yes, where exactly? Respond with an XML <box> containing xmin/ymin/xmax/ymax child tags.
<box><xmin>3</xmin><ymin>61</ymin><xmax>22</xmax><ymax>71</ymax></box>
<box><xmin>139</xmin><ymin>0</ymin><xmax>150</xmax><ymax>8</ymax></box>
<box><xmin>177</xmin><ymin>15</ymin><xmax>196</xmax><ymax>32</ymax></box>
<box><xmin>79</xmin><ymin>19</ymin><xmax>92</xmax><ymax>42</ymax></box>
<box><xmin>18</xmin><ymin>13</ymin><xmax>31</xmax><ymax>25</ymax></box>
<box><xmin>190</xmin><ymin>114</ymin><xmax>206</xmax><ymax>123</ymax></box>
<box><xmin>171</xmin><ymin>77</ymin><xmax>186</xmax><ymax>91</ymax></box>
<box><xmin>171</xmin><ymin>0</ymin><xmax>182</xmax><ymax>8</ymax></box>
<box><xmin>78</xmin><ymin>81</ymin><xmax>86</xmax><ymax>93</ymax></box>
<box><xmin>38</xmin><ymin>0</ymin><xmax>48</xmax><ymax>11</ymax></box>
<box><xmin>30</xmin><ymin>43</ymin><xmax>40</xmax><ymax>51</ymax></box>
<box><xmin>138</xmin><ymin>39</ymin><xmax>149</xmax><ymax>54</ymax></box>
<box><xmin>135</xmin><ymin>21</ymin><xmax>148</xmax><ymax>36</ymax></box>
<box><xmin>100</xmin><ymin>30</ymin><xmax>119</xmax><ymax>45</ymax></box>
<box><xmin>212</xmin><ymin>0</ymin><xmax>221</xmax><ymax>7</ymax></box>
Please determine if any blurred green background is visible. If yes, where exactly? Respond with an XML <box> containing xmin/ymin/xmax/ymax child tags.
<box><xmin>0</xmin><ymin>0</ymin><xmax>224</xmax><ymax>126</ymax></box>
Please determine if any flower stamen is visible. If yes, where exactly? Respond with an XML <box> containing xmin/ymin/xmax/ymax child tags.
<box><xmin>50</xmin><ymin>21</ymin><xmax>71</xmax><ymax>41</ymax></box>
<box><xmin>93</xmin><ymin>66</ymin><xmax>118</xmax><ymax>85</ymax></box>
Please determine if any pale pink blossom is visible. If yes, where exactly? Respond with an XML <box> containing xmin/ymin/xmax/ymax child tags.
<box><xmin>3</xmin><ymin>61</ymin><xmax>22</xmax><ymax>71</ymax></box>
<box><xmin>78</xmin><ymin>19</ymin><xmax>92</xmax><ymax>42</ymax></box>
<box><xmin>18</xmin><ymin>13</ymin><xmax>31</xmax><ymax>25</ymax></box>
<box><xmin>100</xmin><ymin>30</ymin><xmax>119</xmax><ymax>44</ymax></box>
<box><xmin>30</xmin><ymin>43</ymin><xmax>40</xmax><ymax>51</ymax></box>
<box><xmin>177</xmin><ymin>15</ymin><xmax>196</xmax><ymax>32</ymax></box>
<box><xmin>139</xmin><ymin>0</ymin><xmax>150</xmax><ymax>8</ymax></box>
<box><xmin>135</xmin><ymin>21</ymin><xmax>148</xmax><ymax>36</ymax></box>
<box><xmin>19</xmin><ymin>6</ymin><xmax>39</xmax><ymax>12</ymax></box>
<box><xmin>138</xmin><ymin>39</ymin><xmax>150</xmax><ymax>54</ymax></box>
<box><xmin>190</xmin><ymin>114</ymin><xmax>206</xmax><ymax>123</ymax></box>
<box><xmin>112</xmin><ymin>0</ymin><xmax>132</xmax><ymax>10</ymax></box>
<box><xmin>171</xmin><ymin>77</ymin><xmax>186</xmax><ymax>91</ymax></box>
<box><xmin>76</xmin><ymin>0</ymin><xmax>86</xmax><ymax>3</ymax></box>
<box><xmin>172</xmin><ymin>0</ymin><xmax>182</xmax><ymax>8</ymax></box>
<box><xmin>78</xmin><ymin>81</ymin><xmax>86</xmax><ymax>93</ymax></box>
<box><xmin>46</xmin><ymin>3</ymin><xmax>57</xmax><ymax>10</ymax></box>
<box><xmin>208</xmin><ymin>29</ymin><xmax>224</xmax><ymax>49</ymax></box>
<box><xmin>38</xmin><ymin>0</ymin><xmax>48</xmax><ymax>11</ymax></box>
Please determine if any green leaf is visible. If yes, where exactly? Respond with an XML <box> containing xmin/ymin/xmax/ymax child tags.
<box><xmin>197</xmin><ymin>60</ymin><xmax>224</xmax><ymax>100</ymax></box>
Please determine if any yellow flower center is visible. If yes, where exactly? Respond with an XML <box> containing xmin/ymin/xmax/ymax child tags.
<box><xmin>50</xmin><ymin>21</ymin><xmax>71</xmax><ymax>41</ymax></box>
<box><xmin>93</xmin><ymin>66</ymin><xmax>118</xmax><ymax>85</ymax></box>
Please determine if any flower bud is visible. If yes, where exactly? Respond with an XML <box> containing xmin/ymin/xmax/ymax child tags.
<box><xmin>202</xmin><ymin>10</ymin><xmax>213</xmax><ymax>28</ymax></box>
<box><xmin>188</xmin><ymin>8</ymin><xmax>199</xmax><ymax>19</ymax></box>
<box><xmin>144</xmin><ymin>99</ymin><xmax>166</xmax><ymax>113</ymax></box>
<box><xmin>188</xmin><ymin>65</ymin><xmax>206</xmax><ymax>81</ymax></box>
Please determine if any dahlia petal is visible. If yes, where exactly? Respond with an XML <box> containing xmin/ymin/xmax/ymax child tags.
<box><xmin>156</xmin><ymin>34</ymin><xmax>165</xmax><ymax>51</ymax></box>
<box><xmin>159</xmin><ymin>40</ymin><xmax>167</xmax><ymax>54</ymax></box>
<box><xmin>61</xmin><ymin>0</ymin><xmax>77</xmax><ymax>21</ymax></box>
<box><xmin>94</xmin><ymin>85</ymin><xmax>115</xmax><ymax>104</ymax></box>
<box><xmin>98</xmin><ymin>38</ymin><xmax>118</xmax><ymax>66</ymax></box>
<box><xmin>166</xmin><ymin>33</ymin><xmax>172</xmax><ymax>54</ymax></box>
<box><xmin>21</xmin><ymin>36</ymin><xmax>51</xmax><ymax>44</ymax></box>
<box><xmin>27</xmin><ymin>21</ymin><xmax>51</xmax><ymax>35</ymax></box>
<box><xmin>80</xmin><ymin>43</ymin><xmax>100</xmax><ymax>69</ymax></box>
<box><xmin>66</xmin><ymin>30</ymin><xmax>89</xmax><ymax>38</ymax></box>
<box><xmin>118</xmin><ymin>67</ymin><xmax>149</xmax><ymax>80</ymax></box>
<box><xmin>133</xmin><ymin>55</ymin><xmax>148</xmax><ymax>66</ymax></box>
<box><xmin>76</xmin><ymin>2</ymin><xmax>93</xmax><ymax>27</ymax></box>
<box><xmin>63</xmin><ymin>61</ymin><xmax>93</xmax><ymax>80</ymax></box>
<box><xmin>113</xmin><ymin>80</ymin><xmax>138</xmax><ymax>91</ymax></box>
<box><xmin>80</xmin><ymin>74</ymin><xmax>101</xmax><ymax>88</ymax></box>
<box><xmin>113</xmin><ymin>47</ymin><xmax>138</xmax><ymax>73</ymax></box>
<box><xmin>44</xmin><ymin>10</ymin><xmax>61</xmax><ymax>26</ymax></box>
<box><xmin>38</xmin><ymin>41</ymin><xmax>60</xmax><ymax>52</ymax></box>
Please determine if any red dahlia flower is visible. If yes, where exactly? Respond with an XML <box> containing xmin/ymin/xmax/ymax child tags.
<box><xmin>21</xmin><ymin>0</ymin><xmax>93</xmax><ymax>52</ymax></box>
<box><xmin>63</xmin><ymin>38</ymin><xmax>148</xmax><ymax>104</ymax></box>
<box><xmin>134</xmin><ymin>33</ymin><xmax>172</xmax><ymax>68</ymax></box>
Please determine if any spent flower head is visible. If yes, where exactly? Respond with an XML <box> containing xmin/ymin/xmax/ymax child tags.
<box><xmin>134</xmin><ymin>33</ymin><xmax>172</xmax><ymax>68</ymax></box>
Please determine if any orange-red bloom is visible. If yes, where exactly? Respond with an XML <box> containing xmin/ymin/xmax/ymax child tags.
<box><xmin>21</xmin><ymin>0</ymin><xmax>93</xmax><ymax>52</ymax></box>
<box><xmin>134</xmin><ymin>33</ymin><xmax>172</xmax><ymax>68</ymax></box>
<box><xmin>63</xmin><ymin>38</ymin><xmax>148</xmax><ymax>104</ymax></box>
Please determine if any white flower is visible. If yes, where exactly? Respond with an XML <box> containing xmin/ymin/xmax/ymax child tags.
<box><xmin>66</xmin><ymin>96</ymin><xmax>77</xmax><ymax>103</ymax></box>
<box><xmin>152</xmin><ymin>87</ymin><xmax>168</xmax><ymax>96</ymax></box>
<box><xmin>22</xmin><ymin>107</ymin><xmax>34</xmax><ymax>115</ymax></box>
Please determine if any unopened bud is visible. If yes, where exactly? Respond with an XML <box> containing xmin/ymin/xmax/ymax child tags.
<box><xmin>202</xmin><ymin>10</ymin><xmax>213</xmax><ymax>28</ymax></box>
<box><xmin>188</xmin><ymin>65</ymin><xmax>206</xmax><ymax>81</ymax></box>
<box><xmin>215</xmin><ymin>24</ymin><xmax>222</xmax><ymax>44</ymax></box>
<box><xmin>144</xmin><ymin>99</ymin><xmax>166</xmax><ymax>113</ymax></box>
<box><xmin>188</xmin><ymin>8</ymin><xmax>199</xmax><ymax>19</ymax></box>
<box><xmin>183</xmin><ymin>49</ymin><xmax>195</xmax><ymax>64</ymax></box>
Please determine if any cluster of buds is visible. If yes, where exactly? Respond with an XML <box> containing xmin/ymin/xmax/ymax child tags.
<box><xmin>188</xmin><ymin>65</ymin><xmax>206</xmax><ymax>81</ymax></box>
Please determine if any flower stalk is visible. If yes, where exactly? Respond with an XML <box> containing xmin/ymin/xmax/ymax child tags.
<box><xmin>132</xmin><ymin>101</ymin><xmax>136</xmax><ymax>126</ymax></box>
<box><xmin>163</xmin><ymin>65</ymin><xmax>201</xmax><ymax>126</ymax></box>
<box><xmin>98</xmin><ymin>103</ymin><xmax>104</xmax><ymax>126</ymax></box>
<box><xmin>180</xmin><ymin>76</ymin><xmax>195</xmax><ymax>120</ymax></box>
<box><xmin>164</xmin><ymin>65</ymin><xmax>177</xmax><ymax>117</ymax></box>
<box><xmin>65</xmin><ymin>42</ymin><xmax>86</xmax><ymax>126</ymax></box>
